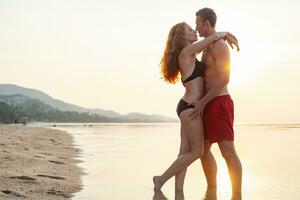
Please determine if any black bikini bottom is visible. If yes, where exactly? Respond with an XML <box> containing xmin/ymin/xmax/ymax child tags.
<box><xmin>176</xmin><ymin>99</ymin><xmax>195</xmax><ymax>117</ymax></box>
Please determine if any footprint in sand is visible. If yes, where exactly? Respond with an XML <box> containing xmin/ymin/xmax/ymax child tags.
<box><xmin>37</xmin><ymin>174</ymin><xmax>65</xmax><ymax>180</ymax></box>
<box><xmin>34</xmin><ymin>155</ymin><xmax>43</xmax><ymax>158</ymax></box>
<box><xmin>3</xmin><ymin>157</ymin><xmax>13</xmax><ymax>161</ymax></box>
<box><xmin>47</xmin><ymin>189</ymin><xmax>70</xmax><ymax>198</ymax></box>
<box><xmin>41</xmin><ymin>152</ymin><xmax>52</xmax><ymax>156</ymax></box>
<box><xmin>48</xmin><ymin>160</ymin><xmax>65</xmax><ymax>165</ymax></box>
<box><xmin>1</xmin><ymin>190</ymin><xmax>26</xmax><ymax>198</ymax></box>
<box><xmin>49</xmin><ymin>139</ymin><xmax>56</xmax><ymax>143</ymax></box>
<box><xmin>9</xmin><ymin>176</ymin><xmax>36</xmax><ymax>181</ymax></box>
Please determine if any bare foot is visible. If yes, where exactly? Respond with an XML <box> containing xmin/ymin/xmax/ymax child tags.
<box><xmin>153</xmin><ymin>176</ymin><xmax>163</xmax><ymax>191</ymax></box>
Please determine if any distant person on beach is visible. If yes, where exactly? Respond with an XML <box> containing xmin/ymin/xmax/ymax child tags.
<box><xmin>153</xmin><ymin>17</ymin><xmax>239</xmax><ymax>196</ymax></box>
<box><xmin>187</xmin><ymin>8</ymin><xmax>243</xmax><ymax>200</ymax></box>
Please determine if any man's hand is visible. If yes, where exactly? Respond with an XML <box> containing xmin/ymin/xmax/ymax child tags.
<box><xmin>188</xmin><ymin>100</ymin><xmax>206</xmax><ymax>120</ymax></box>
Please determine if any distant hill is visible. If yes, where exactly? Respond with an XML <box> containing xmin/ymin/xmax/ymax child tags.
<box><xmin>0</xmin><ymin>84</ymin><xmax>88</xmax><ymax>112</ymax></box>
<box><xmin>0</xmin><ymin>94</ymin><xmax>53</xmax><ymax>112</ymax></box>
<box><xmin>0</xmin><ymin>84</ymin><xmax>177</xmax><ymax>123</ymax></box>
<box><xmin>0</xmin><ymin>96</ymin><xmax>112</xmax><ymax>123</ymax></box>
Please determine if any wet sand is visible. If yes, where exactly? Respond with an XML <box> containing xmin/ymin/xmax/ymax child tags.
<box><xmin>0</xmin><ymin>125</ymin><xmax>82</xmax><ymax>199</ymax></box>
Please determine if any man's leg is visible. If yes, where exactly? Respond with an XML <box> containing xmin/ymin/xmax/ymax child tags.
<box><xmin>200</xmin><ymin>139</ymin><xmax>217</xmax><ymax>197</ymax></box>
<box><xmin>218</xmin><ymin>140</ymin><xmax>242</xmax><ymax>199</ymax></box>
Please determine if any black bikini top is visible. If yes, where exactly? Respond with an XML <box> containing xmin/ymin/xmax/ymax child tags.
<box><xmin>181</xmin><ymin>59</ymin><xmax>205</xmax><ymax>84</ymax></box>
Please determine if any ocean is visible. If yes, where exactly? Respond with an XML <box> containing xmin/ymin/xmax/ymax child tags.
<box><xmin>35</xmin><ymin>123</ymin><xmax>300</xmax><ymax>200</ymax></box>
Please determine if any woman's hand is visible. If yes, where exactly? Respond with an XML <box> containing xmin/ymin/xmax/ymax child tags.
<box><xmin>225</xmin><ymin>33</ymin><xmax>240</xmax><ymax>51</ymax></box>
<box><xmin>214</xmin><ymin>32</ymin><xmax>230</xmax><ymax>40</ymax></box>
<box><xmin>214</xmin><ymin>32</ymin><xmax>240</xmax><ymax>52</ymax></box>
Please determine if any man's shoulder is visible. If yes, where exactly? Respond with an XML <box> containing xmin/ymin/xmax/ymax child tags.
<box><xmin>211</xmin><ymin>39</ymin><xmax>229</xmax><ymax>57</ymax></box>
<box><xmin>212</xmin><ymin>39</ymin><xmax>228</xmax><ymax>50</ymax></box>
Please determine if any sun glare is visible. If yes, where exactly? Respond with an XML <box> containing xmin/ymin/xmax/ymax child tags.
<box><xmin>227</xmin><ymin>20</ymin><xmax>264</xmax><ymax>89</ymax></box>
<box><xmin>217</xmin><ymin>160</ymin><xmax>232</xmax><ymax>195</ymax></box>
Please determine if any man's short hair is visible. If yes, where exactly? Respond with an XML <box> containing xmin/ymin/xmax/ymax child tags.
<box><xmin>196</xmin><ymin>8</ymin><xmax>217</xmax><ymax>28</ymax></box>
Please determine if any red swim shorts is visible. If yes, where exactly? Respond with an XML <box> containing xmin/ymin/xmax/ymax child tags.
<box><xmin>203</xmin><ymin>95</ymin><xmax>234</xmax><ymax>143</ymax></box>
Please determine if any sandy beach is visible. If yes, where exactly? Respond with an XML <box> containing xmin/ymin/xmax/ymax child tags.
<box><xmin>0</xmin><ymin>125</ymin><xmax>82</xmax><ymax>200</ymax></box>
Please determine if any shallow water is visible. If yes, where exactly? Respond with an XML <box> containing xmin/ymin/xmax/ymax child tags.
<box><xmin>36</xmin><ymin>123</ymin><xmax>300</xmax><ymax>200</ymax></box>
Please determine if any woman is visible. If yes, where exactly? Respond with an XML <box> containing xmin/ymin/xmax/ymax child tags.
<box><xmin>153</xmin><ymin>22</ymin><xmax>238</xmax><ymax>192</ymax></box>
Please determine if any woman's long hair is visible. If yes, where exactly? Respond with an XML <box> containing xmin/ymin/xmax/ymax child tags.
<box><xmin>160</xmin><ymin>22</ymin><xmax>187</xmax><ymax>84</ymax></box>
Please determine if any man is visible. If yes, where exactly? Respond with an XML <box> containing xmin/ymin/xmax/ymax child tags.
<box><xmin>189</xmin><ymin>8</ymin><xmax>243</xmax><ymax>200</ymax></box>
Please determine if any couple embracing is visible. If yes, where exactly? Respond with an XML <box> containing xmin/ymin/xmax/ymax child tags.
<box><xmin>153</xmin><ymin>8</ymin><xmax>242</xmax><ymax>200</ymax></box>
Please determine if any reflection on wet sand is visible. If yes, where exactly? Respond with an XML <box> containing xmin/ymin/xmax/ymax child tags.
<box><xmin>153</xmin><ymin>190</ymin><xmax>242</xmax><ymax>200</ymax></box>
<box><xmin>153</xmin><ymin>191</ymin><xmax>168</xmax><ymax>200</ymax></box>
<box><xmin>152</xmin><ymin>190</ymin><xmax>185</xmax><ymax>200</ymax></box>
<box><xmin>202</xmin><ymin>191</ymin><xmax>242</xmax><ymax>200</ymax></box>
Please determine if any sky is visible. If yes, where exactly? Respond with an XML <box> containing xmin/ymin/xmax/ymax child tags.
<box><xmin>1</xmin><ymin>0</ymin><xmax>300</xmax><ymax>123</ymax></box>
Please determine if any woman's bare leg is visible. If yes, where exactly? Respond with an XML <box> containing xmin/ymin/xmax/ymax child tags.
<box><xmin>153</xmin><ymin>109</ymin><xmax>204</xmax><ymax>191</ymax></box>
<box><xmin>175</xmin><ymin>122</ymin><xmax>190</xmax><ymax>191</ymax></box>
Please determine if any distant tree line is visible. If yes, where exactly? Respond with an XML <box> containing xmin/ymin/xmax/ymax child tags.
<box><xmin>0</xmin><ymin>102</ymin><xmax>25</xmax><ymax>123</ymax></box>
<box><xmin>0</xmin><ymin>96</ymin><xmax>174</xmax><ymax>123</ymax></box>
<box><xmin>0</xmin><ymin>101</ymin><xmax>114</xmax><ymax>123</ymax></box>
